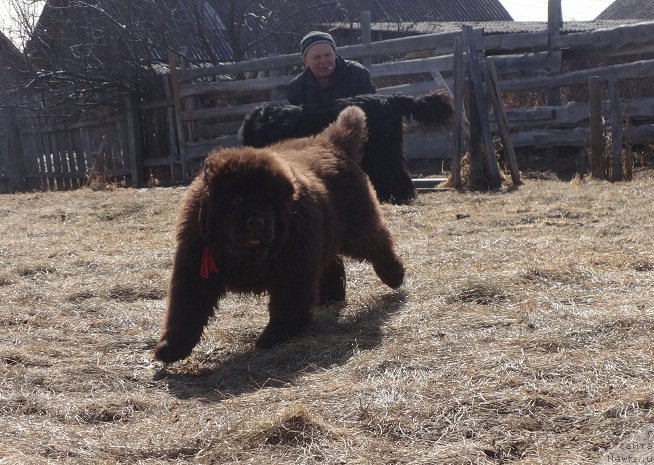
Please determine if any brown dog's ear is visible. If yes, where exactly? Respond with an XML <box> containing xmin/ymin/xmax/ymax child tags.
<box><xmin>202</xmin><ymin>155</ymin><xmax>216</xmax><ymax>185</ymax></box>
<box><xmin>285</xmin><ymin>176</ymin><xmax>299</xmax><ymax>203</ymax></box>
<box><xmin>274</xmin><ymin>155</ymin><xmax>299</xmax><ymax>202</ymax></box>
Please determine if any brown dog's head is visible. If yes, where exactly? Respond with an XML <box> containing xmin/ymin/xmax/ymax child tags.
<box><xmin>198</xmin><ymin>147</ymin><xmax>296</xmax><ymax>263</ymax></box>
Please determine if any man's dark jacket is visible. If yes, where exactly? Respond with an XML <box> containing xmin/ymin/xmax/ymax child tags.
<box><xmin>287</xmin><ymin>55</ymin><xmax>375</xmax><ymax>105</ymax></box>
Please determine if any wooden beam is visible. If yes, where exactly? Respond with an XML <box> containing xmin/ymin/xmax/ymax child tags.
<box><xmin>609</xmin><ymin>77</ymin><xmax>623</xmax><ymax>182</ymax></box>
<box><xmin>175</xmin><ymin>21</ymin><xmax>654</xmax><ymax>84</ymax></box>
<box><xmin>485</xmin><ymin>59</ymin><xmax>520</xmax><ymax>185</ymax></box>
<box><xmin>450</xmin><ymin>36</ymin><xmax>465</xmax><ymax>188</ymax></box>
<box><xmin>125</xmin><ymin>96</ymin><xmax>144</xmax><ymax>187</ymax></box>
<box><xmin>462</xmin><ymin>25</ymin><xmax>501</xmax><ymax>189</ymax></box>
<box><xmin>624</xmin><ymin>117</ymin><xmax>633</xmax><ymax>181</ymax></box>
<box><xmin>547</xmin><ymin>0</ymin><xmax>562</xmax><ymax>43</ymax></box>
<box><xmin>511</xmin><ymin>128</ymin><xmax>588</xmax><ymax>148</ymax></box>
<box><xmin>168</xmin><ymin>51</ymin><xmax>189</xmax><ymax>179</ymax></box>
<box><xmin>588</xmin><ymin>76</ymin><xmax>605</xmax><ymax>179</ymax></box>
<box><xmin>500</xmin><ymin>58</ymin><xmax>654</xmax><ymax>91</ymax></box>
<box><xmin>552</xmin><ymin>20</ymin><xmax>654</xmax><ymax>51</ymax></box>
<box><xmin>361</xmin><ymin>10</ymin><xmax>371</xmax><ymax>67</ymax></box>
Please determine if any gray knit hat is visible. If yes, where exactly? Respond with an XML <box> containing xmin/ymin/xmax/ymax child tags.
<box><xmin>300</xmin><ymin>31</ymin><xmax>336</xmax><ymax>57</ymax></box>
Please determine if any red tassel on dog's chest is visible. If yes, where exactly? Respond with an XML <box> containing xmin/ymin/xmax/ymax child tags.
<box><xmin>200</xmin><ymin>245</ymin><xmax>219</xmax><ymax>280</ymax></box>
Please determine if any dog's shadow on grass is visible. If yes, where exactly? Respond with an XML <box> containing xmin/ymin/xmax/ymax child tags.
<box><xmin>155</xmin><ymin>289</ymin><xmax>407</xmax><ymax>401</ymax></box>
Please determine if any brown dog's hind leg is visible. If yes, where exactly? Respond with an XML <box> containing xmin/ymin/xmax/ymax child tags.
<box><xmin>256</xmin><ymin>281</ymin><xmax>317</xmax><ymax>349</ymax></box>
<box><xmin>318</xmin><ymin>256</ymin><xmax>346</xmax><ymax>304</ymax></box>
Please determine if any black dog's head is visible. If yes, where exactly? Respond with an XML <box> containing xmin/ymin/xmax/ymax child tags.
<box><xmin>199</xmin><ymin>147</ymin><xmax>296</xmax><ymax>263</ymax></box>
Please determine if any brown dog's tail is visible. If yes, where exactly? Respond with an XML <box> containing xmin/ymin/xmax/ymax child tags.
<box><xmin>323</xmin><ymin>106</ymin><xmax>368</xmax><ymax>163</ymax></box>
<box><xmin>388</xmin><ymin>89</ymin><xmax>455</xmax><ymax>129</ymax></box>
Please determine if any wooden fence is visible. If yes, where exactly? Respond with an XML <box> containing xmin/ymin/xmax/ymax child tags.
<box><xmin>3</xmin><ymin>11</ymin><xmax>654</xmax><ymax>192</ymax></box>
<box><xmin>0</xmin><ymin>96</ymin><xmax>180</xmax><ymax>193</ymax></box>
<box><xmin>168</xmin><ymin>17</ymin><xmax>654</xmax><ymax>186</ymax></box>
<box><xmin>167</xmin><ymin>27</ymin><xmax>563</xmax><ymax>175</ymax></box>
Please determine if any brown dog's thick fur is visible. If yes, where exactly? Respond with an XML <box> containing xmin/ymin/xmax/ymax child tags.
<box><xmin>154</xmin><ymin>106</ymin><xmax>405</xmax><ymax>363</ymax></box>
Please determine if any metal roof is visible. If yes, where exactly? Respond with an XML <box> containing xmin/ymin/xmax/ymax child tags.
<box><xmin>208</xmin><ymin>0</ymin><xmax>514</xmax><ymax>59</ymax></box>
<box><xmin>308</xmin><ymin>0</ymin><xmax>513</xmax><ymax>22</ymax></box>
<box><xmin>596</xmin><ymin>0</ymin><xmax>654</xmax><ymax>20</ymax></box>
<box><xmin>346</xmin><ymin>19</ymin><xmax>639</xmax><ymax>35</ymax></box>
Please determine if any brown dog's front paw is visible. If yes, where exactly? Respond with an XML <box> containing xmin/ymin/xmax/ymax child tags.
<box><xmin>154</xmin><ymin>338</ymin><xmax>193</xmax><ymax>364</ymax></box>
<box><xmin>375</xmin><ymin>258</ymin><xmax>405</xmax><ymax>289</ymax></box>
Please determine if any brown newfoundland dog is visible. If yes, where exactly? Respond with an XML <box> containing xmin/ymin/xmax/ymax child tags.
<box><xmin>154</xmin><ymin>106</ymin><xmax>405</xmax><ymax>363</ymax></box>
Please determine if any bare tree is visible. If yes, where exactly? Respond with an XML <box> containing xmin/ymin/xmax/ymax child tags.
<box><xmin>2</xmin><ymin>0</ymin><xmax>348</xmax><ymax>121</ymax></box>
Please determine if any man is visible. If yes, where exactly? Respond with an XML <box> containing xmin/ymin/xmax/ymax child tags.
<box><xmin>287</xmin><ymin>31</ymin><xmax>375</xmax><ymax>106</ymax></box>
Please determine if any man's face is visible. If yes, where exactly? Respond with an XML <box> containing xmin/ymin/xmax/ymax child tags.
<box><xmin>303</xmin><ymin>43</ymin><xmax>336</xmax><ymax>80</ymax></box>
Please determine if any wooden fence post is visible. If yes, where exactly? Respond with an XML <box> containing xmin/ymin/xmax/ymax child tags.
<box><xmin>125</xmin><ymin>96</ymin><xmax>144</xmax><ymax>187</ymax></box>
<box><xmin>466</xmin><ymin>76</ymin><xmax>484</xmax><ymax>186</ymax></box>
<box><xmin>168</xmin><ymin>50</ymin><xmax>189</xmax><ymax>179</ymax></box>
<box><xmin>5</xmin><ymin>108</ymin><xmax>25</xmax><ymax>192</ymax></box>
<box><xmin>361</xmin><ymin>10</ymin><xmax>371</xmax><ymax>67</ymax></box>
<box><xmin>546</xmin><ymin>2</ymin><xmax>562</xmax><ymax>169</ymax></box>
<box><xmin>624</xmin><ymin>116</ymin><xmax>633</xmax><ymax>181</ymax></box>
<box><xmin>588</xmin><ymin>75</ymin><xmax>605</xmax><ymax>179</ymax></box>
<box><xmin>548</xmin><ymin>0</ymin><xmax>562</xmax><ymax>44</ymax></box>
<box><xmin>609</xmin><ymin>76</ymin><xmax>622</xmax><ymax>181</ymax></box>
<box><xmin>485</xmin><ymin>58</ymin><xmax>521</xmax><ymax>185</ymax></box>
<box><xmin>449</xmin><ymin>36</ymin><xmax>465</xmax><ymax>188</ymax></box>
<box><xmin>462</xmin><ymin>25</ymin><xmax>502</xmax><ymax>189</ymax></box>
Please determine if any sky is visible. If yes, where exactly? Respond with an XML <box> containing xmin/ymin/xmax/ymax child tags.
<box><xmin>0</xmin><ymin>0</ymin><xmax>620</xmax><ymax>48</ymax></box>
<box><xmin>0</xmin><ymin>0</ymin><xmax>45</xmax><ymax>48</ymax></box>
<box><xmin>500</xmin><ymin>0</ymin><xmax>615</xmax><ymax>21</ymax></box>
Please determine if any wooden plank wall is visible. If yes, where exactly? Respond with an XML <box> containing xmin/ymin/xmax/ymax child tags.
<box><xmin>0</xmin><ymin>126</ymin><xmax>9</xmax><ymax>194</ymax></box>
<box><xmin>10</xmin><ymin>97</ymin><xmax>176</xmax><ymax>191</ymax></box>
<box><xmin>5</xmin><ymin>14</ymin><xmax>654</xmax><ymax>191</ymax></box>
<box><xmin>169</xmin><ymin>19</ymin><xmax>654</xmax><ymax>178</ymax></box>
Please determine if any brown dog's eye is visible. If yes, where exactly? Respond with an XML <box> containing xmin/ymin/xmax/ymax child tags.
<box><xmin>231</xmin><ymin>195</ymin><xmax>244</xmax><ymax>206</ymax></box>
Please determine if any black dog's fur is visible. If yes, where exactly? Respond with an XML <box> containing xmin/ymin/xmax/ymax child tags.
<box><xmin>240</xmin><ymin>90</ymin><xmax>454</xmax><ymax>205</ymax></box>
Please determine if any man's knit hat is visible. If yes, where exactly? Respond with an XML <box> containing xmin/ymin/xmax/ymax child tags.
<box><xmin>300</xmin><ymin>31</ymin><xmax>336</xmax><ymax>57</ymax></box>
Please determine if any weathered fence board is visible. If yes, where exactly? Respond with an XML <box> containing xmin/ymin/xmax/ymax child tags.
<box><xmin>6</xmin><ymin>17</ymin><xmax>654</xmax><ymax>192</ymax></box>
<box><xmin>552</xmin><ymin>21</ymin><xmax>654</xmax><ymax>51</ymax></box>
<box><xmin>500</xmin><ymin>58</ymin><xmax>654</xmax><ymax>91</ymax></box>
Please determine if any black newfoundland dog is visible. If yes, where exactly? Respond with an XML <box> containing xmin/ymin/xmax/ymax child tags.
<box><xmin>240</xmin><ymin>90</ymin><xmax>455</xmax><ymax>205</ymax></box>
<box><xmin>155</xmin><ymin>106</ymin><xmax>405</xmax><ymax>363</ymax></box>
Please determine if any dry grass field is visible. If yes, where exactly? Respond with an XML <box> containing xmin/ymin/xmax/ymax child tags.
<box><xmin>1</xmin><ymin>174</ymin><xmax>653</xmax><ymax>464</ymax></box>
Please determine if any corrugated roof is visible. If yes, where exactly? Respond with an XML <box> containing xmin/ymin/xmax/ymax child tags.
<box><xmin>596</xmin><ymin>0</ymin><xmax>654</xmax><ymax>20</ymax></box>
<box><xmin>28</xmin><ymin>0</ymin><xmax>516</xmax><ymax>64</ymax></box>
<box><xmin>318</xmin><ymin>0</ymin><xmax>513</xmax><ymax>22</ymax></box>
<box><xmin>208</xmin><ymin>0</ymin><xmax>513</xmax><ymax>59</ymax></box>
<box><xmin>345</xmin><ymin>19</ymin><xmax>638</xmax><ymax>35</ymax></box>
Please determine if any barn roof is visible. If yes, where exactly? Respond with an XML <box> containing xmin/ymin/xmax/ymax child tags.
<box><xmin>0</xmin><ymin>31</ymin><xmax>24</xmax><ymax>66</ymax></box>
<box><xmin>0</xmin><ymin>31</ymin><xmax>27</xmax><ymax>100</ymax></box>
<box><xmin>284</xmin><ymin>0</ymin><xmax>513</xmax><ymax>22</ymax></box>
<box><xmin>343</xmin><ymin>19</ymin><xmax>638</xmax><ymax>35</ymax></box>
<box><xmin>596</xmin><ymin>0</ymin><xmax>654</xmax><ymax>20</ymax></box>
<box><xmin>27</xmin><ymin>0</ymin><xmax>233</xmax><ymax>65</ymax></box>
<box><xmin>207</xmin><ymin>0</ymin><xmax>513</xmax><ymax>59</ymax></box>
